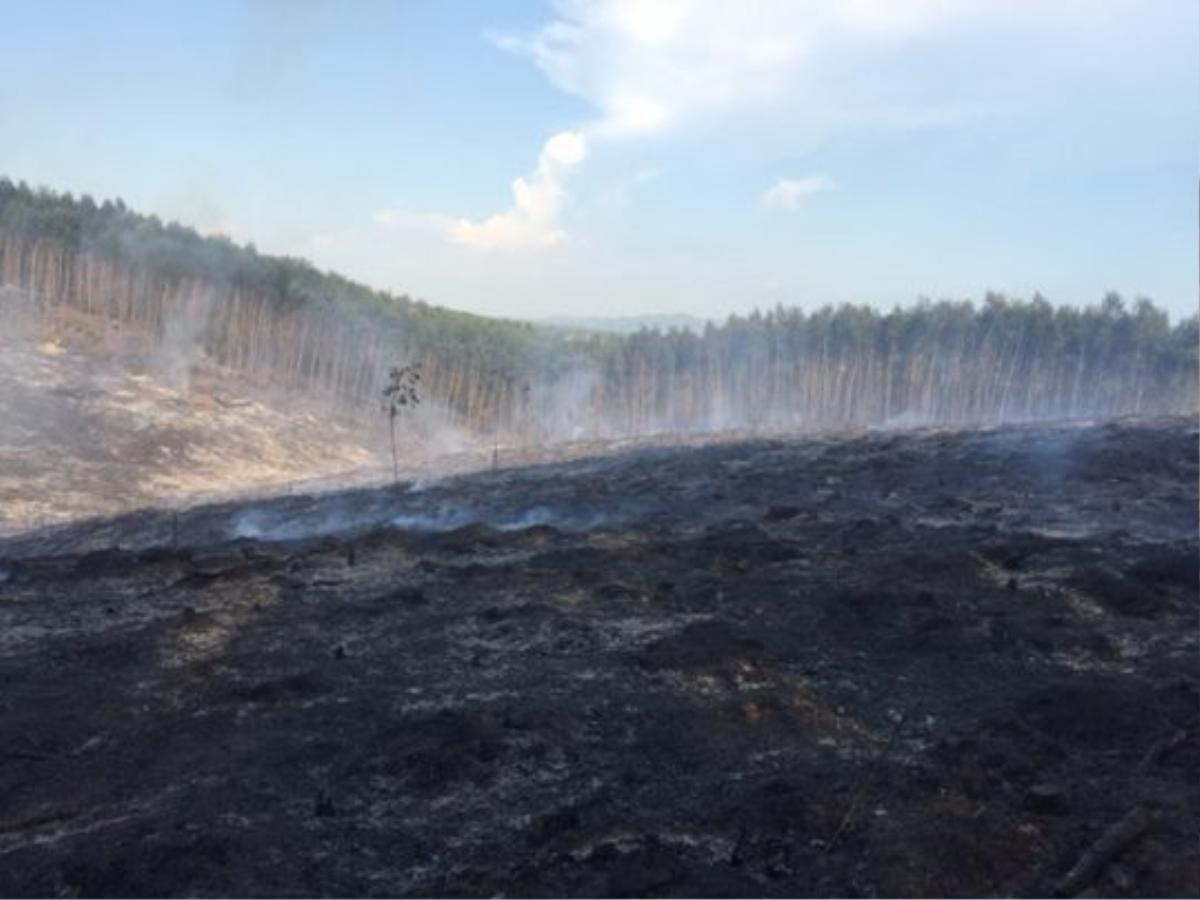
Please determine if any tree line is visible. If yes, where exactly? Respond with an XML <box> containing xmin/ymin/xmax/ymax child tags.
<box><xmin>1</xmin><ymin>177</ymin><xmax>1195</xmax><ymax>443</ymax></box>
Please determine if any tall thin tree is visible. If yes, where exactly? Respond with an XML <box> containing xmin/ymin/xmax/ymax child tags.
<box><xmin>382</xmin><ymin>363</ymin><xmax>421</xmax><ymax>484</ymax></box>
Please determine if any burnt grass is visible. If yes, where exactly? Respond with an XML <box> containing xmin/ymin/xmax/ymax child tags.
<box><xmin>0</xmin><ymin>417</ymin><xmax>1197</xmax><ymax>898</ymax></box>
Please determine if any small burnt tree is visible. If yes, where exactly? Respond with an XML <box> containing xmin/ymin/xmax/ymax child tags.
<box><xmin>382</xmin><ymin>363</ymin><xmax>421</xmax><ymax>484</ymax></box>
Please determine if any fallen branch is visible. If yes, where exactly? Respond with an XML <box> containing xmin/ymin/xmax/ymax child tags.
<box><xmin>1052</xmin><ymin>805</ymin><xmax>1151</xmax><ymax>897</ymax></box>
<box><xmin>1134</xmin><ymin>728</ymin><xmax>1188</xmax><ymax>777</ymax></box>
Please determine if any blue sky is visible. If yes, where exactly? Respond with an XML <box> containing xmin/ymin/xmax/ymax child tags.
<box><xmin>1</xmin><ymin>0</ymin><xmax>1196</xmax><ymax>320</ymax></box>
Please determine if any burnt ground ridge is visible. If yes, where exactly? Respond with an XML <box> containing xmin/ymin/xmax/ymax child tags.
<box><xmin>0</xmin><ymin>417</ymin><xmax>1197</xmax><ymax>897</ymax></box>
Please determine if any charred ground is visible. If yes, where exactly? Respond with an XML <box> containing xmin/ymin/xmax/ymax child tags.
<box><xmin>0</xmin><ymin>417</ymin><xmax>1197</xmax><ymax>897</ymax></box>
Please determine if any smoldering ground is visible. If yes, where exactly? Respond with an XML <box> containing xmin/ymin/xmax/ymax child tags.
<box><xmin>232</xmin><ymin>497</ymin><xmax>614</xmax><ymax>544</ymax></box>
<box><xmin>3</xmin><ymin>220</ymin><xmax>1198</xmax><ymax>539</ymax></box>
<box><xmin>0</xmin><ymin>417</ymin><xmax>1195</xmax><ymax>898</ymax></box>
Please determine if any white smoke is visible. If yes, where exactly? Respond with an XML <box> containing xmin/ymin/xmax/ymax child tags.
<box><xmin>228</xmin><ymin>497</ymin><xmax>611</xmax><ymax>543</ymax></box>
<box><xmin>160</xmin><ymin>286</ymin><xmax>215</xmax><ymax>390</ymax></box>
<box><xmin>391</xmin><ymin>506</ymin><xmax>478</xmax><ymax>532</ymax></box>
<box><xmin>495</xmin><ymin>505</ymin><xmax>610</xmax><ymax>531</ymax></box>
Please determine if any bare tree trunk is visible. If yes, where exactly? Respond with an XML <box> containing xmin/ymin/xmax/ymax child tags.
<box><xmin>389</xmin><ymin>416</ymin><xmax>399</xmax><ymax>485</ymax></box>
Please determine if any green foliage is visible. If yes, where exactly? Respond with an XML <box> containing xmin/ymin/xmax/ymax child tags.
<box><xmin>382</xmin><ymin>363</ymin><xmax>422</xmax><ymax>482</ymax></box>
<box><xmin>1</xmin><ymin>176</ymin><xmax>1195</xmax><ymax>437</ymax></box>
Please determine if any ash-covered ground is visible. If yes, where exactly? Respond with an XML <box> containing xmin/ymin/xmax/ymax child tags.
<box><xmin>0</xmin><ymin>314</ymin><xmax>375</xmax><ymax>534</ymax></box>
<box><xmin>0</xmin><ymin>417</ymin><xmax>1196</xmax><ymax>898</ymax></box>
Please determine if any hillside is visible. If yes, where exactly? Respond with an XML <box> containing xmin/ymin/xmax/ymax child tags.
<box><xmin>0</xmin><ymin>300</ymin><xmax>374</xmax><ymax>530</ymax></box>
<box><xmin>1</xmin><ymin>418</ymin><xmax>1196</xmax><ymax>896</ymax></box>
<box><xmin>3</xmin><ymin>179</ymin><xmax>1195</xmax><ymax>438</ymax></box>
<box><xmin>0</xmin><ymin>178</ymin><xmax>1197</xmax><ymax>531</ymax></box>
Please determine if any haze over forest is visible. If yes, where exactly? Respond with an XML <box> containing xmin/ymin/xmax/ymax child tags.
<box><xmin>1</xmin><ymin>179</ymin><xmax>1195</xmax><ymax>449</ymax></box>
<box><xmin>0</xmin><ymin>0</ymin><xmax>1196</xmax><ymax>527</ymax></box>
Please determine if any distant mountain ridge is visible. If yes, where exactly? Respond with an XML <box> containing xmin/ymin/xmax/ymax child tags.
<box><xmin>537</xmin><ymin>313</ymin><xmax>710</xmax><ymax>334</ymax></box>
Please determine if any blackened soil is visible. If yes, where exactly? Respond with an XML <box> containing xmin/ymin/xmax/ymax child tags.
<box><xmin>0</xmin><ymin>418</ymin><xmax>1197</xmax><ymax>897</ymax></box>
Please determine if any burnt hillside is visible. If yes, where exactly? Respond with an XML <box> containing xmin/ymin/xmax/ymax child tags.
<box><xmin>1</xmin><ymin>417</ymin><xmax>1196</xmax><ymax>897</ymax></box>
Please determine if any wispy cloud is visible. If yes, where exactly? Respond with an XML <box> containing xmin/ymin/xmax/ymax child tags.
<box><xmin>372</xmin><ymin>209</ymin><xmax>456</xmax><ymax>233</ymax></box>
<box><xmin>493</xmin><ymin>1</ymin><xmax>793</xmax><ymax>139</ymax></box>
<box><xmin>490</xmin><ymin>1</ymin><xmax>1063</xmax><ymax>142</ymax></box>
<box><xmin>761</xmin><ymin>175</ymin><xmax>834</xmax><ymax>211</ymax></box>
<box><xmin>494</xmin><ymin>1</ymin><xmax>1161</xmax><ymax>146</ymax></box>
<box><xmin>479</xmin><ymin>1</ymin><xmax>1071</xmax><ymax>241</ymax></box>
<box><xmin>424</xmin><ymin>0</ymin><xmax>1155</xmax><ymax>252</ymax></box>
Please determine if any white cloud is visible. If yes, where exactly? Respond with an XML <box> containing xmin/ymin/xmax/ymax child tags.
<box><xmin>494</xmin><ymin>0</ymin><xmax>1149</xmax><ymax>142</ymax></box>
<box><xmin>448</xmin><ymin>130</ymin><xmax>587</xmax><ymax>251</ymax></box>
<box><xmin>370</xmin><ymin>133</ymin><xmax>587</xmax><ymax>253</ymax></box>
<box><xmin>761</xmin><ymin>175</ymin><xmax>834</xmax><ymax>211</ymax></box>
<box><xmin>495</xmin><ymin>0</ymin><xmax>804</xmax><ymax>139</ymax></box>
<box><xmin>412</xmin><ymin>0</ymin><xmax>1164</xmax><ymax>254</ymax></box>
